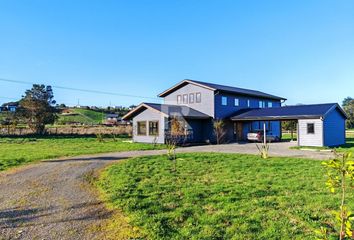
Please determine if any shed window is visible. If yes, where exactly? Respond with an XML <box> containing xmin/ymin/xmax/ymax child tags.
<box><xmin>137</xmin><ymin>121</ymin><xmax>147</xmax><ymax>135</ymax></box>
<box><xmin>196</xmin><ymin>92</ymin><xmax>201</xmax><ymax>103</ymax></box>
<box><xmin>183</xmin><ymin>94</ymin><xmax>188</xmax><ymax>104</ymax></box>
<box><xmin>189</xmin><ymin>93</ymin><xmax>194</xmax><ymax>103</ymax></box>
<box><xmin>177</xmin><ymin>95</ymin><xmax>182</xmax><ymax>104</ymax></box>
<box><xmin>307</xmin><ymin>123</ymin><xmax>315</xmax><ymax>134</ymax></box>
<box><xmin>234</xmin><ymin>98</ymin><xmax>239</xmax><ymax>106</ymax></box>
<box><xmin>149</xmin><ymin>121</ymin><xmax>159</xmax><ymax>136</ymax></box>
<box><xmin>221</xmin><ymin>96</ymin><xmax>228</xmax><ymax>106</ymax></box>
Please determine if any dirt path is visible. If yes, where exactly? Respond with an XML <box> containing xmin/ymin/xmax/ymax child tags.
<box><xmin>0</xmin><ymin>144</ymin><xmax>333</xmax><ymax>239</ymax></box>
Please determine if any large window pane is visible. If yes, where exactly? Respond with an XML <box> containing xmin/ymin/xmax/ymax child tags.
<box><xmin>149</xmin><ymin>121</ymin><xmax>159</xmax><ymax>136</ymax></box>
<box><xmin>137</xmin><ymin>121</ymin><xmax>147</xmax><ymax>135</ymax></box>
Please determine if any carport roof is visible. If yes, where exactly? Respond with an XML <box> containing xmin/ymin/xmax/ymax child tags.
<box><xmin>230</xmin><ymin>103</ymin><xmax>348</xmax><ymax>121</ymax></box>
<box><xmin>123</xmin><ymin>103</ymin><xmax>212</xmax><ymax>120</ymax></box>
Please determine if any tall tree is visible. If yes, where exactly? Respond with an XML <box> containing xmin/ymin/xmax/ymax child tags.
<box><xmin>342</xmin><ymin>97</ymin><xmax>354</xmax><ymax>129</ymax></box>
<box><xmin>19</xmin><ymin>84</ymin><xmax>57</xmax><ymax>134</ymax></box>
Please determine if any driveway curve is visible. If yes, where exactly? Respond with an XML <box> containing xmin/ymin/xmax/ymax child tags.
<box><xmin>0</xmin><ymin>142</ymin><xmax>334</xmax><ymax>239</ymax></box>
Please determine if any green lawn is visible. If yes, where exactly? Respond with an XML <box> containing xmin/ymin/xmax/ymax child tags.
<box><xmin>282</xmin><ymin>132</ymin><xmax>297</xmax><ymax>141</ymax></box>
<box><xmin>97</xmin><ymin>153</ymin><xmax>354</xmax><ymax>239</ymax></box>
<box><xmin>0</xmin><ymin>136</ymin><xmax>164</xmax><ymax>171</ymax></box>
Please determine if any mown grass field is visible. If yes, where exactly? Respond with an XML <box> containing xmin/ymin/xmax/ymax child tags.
<box><xmin>0</xmin><ymin>136</ymin><xmax>164</xmax><ymax>171</ymax></box>
<box><xmin>56</xmin><ymin>108</ymin><xmax>104</xmax><ymax>125</ymax></box>
<box><xmin>97</xmin><ymin>153</ymin><xmax>354</xmax><ymax>239</ymax></box>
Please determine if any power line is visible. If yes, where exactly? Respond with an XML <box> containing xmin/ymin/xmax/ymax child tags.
<box><xmin>0</xmin><ymin>78</ymin><xmax>159</xmax><ymax>100</ymax></box>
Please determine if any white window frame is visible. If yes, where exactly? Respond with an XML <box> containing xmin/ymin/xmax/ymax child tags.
<box><xmin>177</xmin><ymin>95</ymin><xmax>182</xmax><ymax>104</ymax></box>
<box><xmin>196</xmin><ymin>92</ymin><xmax>201</xmax><ymax>103</ymax></box>
<box><xmin>189</xmin><ymin>93</ymin><xmax>194</xmax><ymax>103</ymax></box>
<box><xmin>183</xmin><ymin>94</ymin><xmax>188</xmax><ymax>104</ymax></box>
<box><xmin>234</xmin><ymin>98</ymin><xmax>239</xmax><ymax>106</ymax></box>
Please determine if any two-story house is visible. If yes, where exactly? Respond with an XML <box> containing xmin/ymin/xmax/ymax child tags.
<box><xmin>123</xmin><ymin>79</ymin><xmax>347</xmax><ymax>147</ymax></box>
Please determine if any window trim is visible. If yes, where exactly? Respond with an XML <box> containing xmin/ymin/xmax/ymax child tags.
<box><xmin>148</xmin><ymin>121</ymin><xmax>159</xmax><ymax>136</ymax></box>
<box><xmin>183</xmin><ymin>94</ymin><xmax>188</xmax><ymax>104</ymax></box>
<box><xmin>234</xmin><ymin>98</ymin><xmax>239</xmax><ymax>106</ymax></box>
<box><xmin>307</xmin><ymin>123</ymin><xmax>315</xmax><ymax>134</ymax></box>
<box><xmin>221</xmin><ymin>96</ymin><xmax>228</xmax><ymax>106</ymax></box>
<box><xmin>177</xmin><ymin>95</ymin><xmax>182</xmax><ymax>104</ymax></box>
<box><xmin>189</xmin><ymin>93</ymin><xmax>195</xmax><ymax>103</ymax></box>
<box><xmin>137</xmin><ymin>121</ymin><xmax>147</xmax><ymax>136</ymax></box>
<box><xmin>196</xmin><ymin>92</ymin><xmax>201</xmax><ymax>103</ymax></box>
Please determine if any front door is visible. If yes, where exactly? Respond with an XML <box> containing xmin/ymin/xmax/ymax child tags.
<box><xmin>234</xmin><ymin>122</ymin><xmax>243</xmax><ymax>141</ymax></box>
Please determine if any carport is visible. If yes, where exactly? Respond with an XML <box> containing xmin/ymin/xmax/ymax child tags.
<box><xmin>230</xmin><ymin>103</ymin><xmax>347</xmax><ymax>147</ymax></box>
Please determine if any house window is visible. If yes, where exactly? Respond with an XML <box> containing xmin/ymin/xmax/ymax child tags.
<box><xmin>183</xmin><ymin>94</ymin><xmax>188</xmax><ymax>104</ymax></box>
<box><xmin>221</xmin><ymin>96</ymin><xmax>228</xmax><ymax>106</ymax></box>
<box><xmin>196</xmin><ymin>92</ymin><xmax>201</xmax><ymax>103</ymax></box>
<box><xmin>189</xmin><ymin>93</ymin><xmax>194</xmax><ymax>103</ymax></box>
<box><xmin>234</xmin><ymin>98</ymin><xmax>239</xmax><ymax>106</ymax></box>
<box><xmin>247</xmin><ymin>100</ymin><xmax>250</xmax><ymax>108</ymax></box>
<box><xmin>137</xmin><ymin>121</ymin><xmax>147</xmax><ymax>135</ymax></box>
<box><xmin>307</xmin><ymin>123</ymin><xmax>315</xmax><ymax>134</ymax></box>
<box><xmin>268</xmin><ymin>102</ymin><xmax>273</xmax><ymax>108</ymax></box>
<box><xmin>177</xmin><ymin>95</ymin><xmax>182</xmax><ymax>104</ymax></box>
<box><xmin>259</xmin><ymin>101</ymin><xmax>266</xmax><ymax>108</ymax></box>
<box><xmin>149</xmin><ymin>121</ymin><xmax>159</xmax><ymax>136</ymax></box>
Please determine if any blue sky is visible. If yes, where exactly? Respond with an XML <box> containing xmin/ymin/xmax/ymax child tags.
<box><xmin>0</xmin><ymin>0</ymin><xmax>353</xmax><ymax>107</ymax></box>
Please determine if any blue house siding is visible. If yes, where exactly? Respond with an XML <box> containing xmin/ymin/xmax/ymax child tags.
<box><xmin>214</xmin><ymin>93</ymin><xmax>281</xmax><ymax>119</ymax></box>
<box><xmin>323</xmin><ymin>108</ymin><xmax>346</xmax><ymax>146</ymax></box>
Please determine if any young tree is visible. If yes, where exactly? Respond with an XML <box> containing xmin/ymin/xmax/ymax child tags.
<box><xmin>19</xmin><ymin>84</ymin><xmax>57</xmax><ymax>135</ymax></box>
<box><xmin>213</xmin><ymin>120</ymin><xmax>226</xmax><ymax>144</ymax></box>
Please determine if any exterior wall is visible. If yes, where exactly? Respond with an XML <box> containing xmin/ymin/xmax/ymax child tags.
<box><xmin>184</xmin><ymin>119</ymin><xmax>214</xmax><ymax>143</ymax></box>
<box><xmin>214</xmin><ymin>92</ymin><xmax>281</xmax><ymax>119</ymax></box>
<box><xmin>323</xmin><ymin>109</ymin><xmax>346</xmax><ymax>146</ymax></box>
<box><xmin>298</xmin><ymin>119</ymin><xmax>323</xmax><ymax>147</ymax></box>
<box><xmin>163</xmin><ymin>83</ymin><xmax>215</xmax><ymax>117</ymax></box>
<box><xmin>132</xmin><ymin>108</ymin><xmax>166</xmax><ymax>144</ymax></box>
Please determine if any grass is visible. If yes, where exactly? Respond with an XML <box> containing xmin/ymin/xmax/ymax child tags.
<box><xmin>57</xmin><ymin>108</ymin><xmax>104</xmax><ymax>125</ymax></box>
<box><xmin>97</xmin><ymin>153</ymin><xmax>354</xmax><ymax>239</ymax></box>
<box><xmin>282</xmin><ymin>132</ymin><xmax>297</xmax><ymax>141</ymax></box>
<box><xmin>290</xmin><ymin>136</ymin><xmax>354</xmax><ymax>153</ymax></box>
<box><xmin>0</xmin><ymin>136</ymin><xmax>164</xmax><ymax>171</ymax></box>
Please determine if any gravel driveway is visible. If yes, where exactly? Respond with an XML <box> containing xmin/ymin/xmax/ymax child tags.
<box><xmin>0</xmin><ymin>142</ymin><xmax>334</xmax><ymax>239</ymax></box>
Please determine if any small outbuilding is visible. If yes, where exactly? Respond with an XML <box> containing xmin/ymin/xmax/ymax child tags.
<box><xmin>231</xmin><ymin>103</ymin><xmax>347</xmax><ymax>147</ymax></box>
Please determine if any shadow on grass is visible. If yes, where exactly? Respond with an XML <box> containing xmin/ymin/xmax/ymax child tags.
<box><xmin>0</xmin><ymin>201</ymin><xmax>112</xmax><ymax>229</ymax></box>
<box><xmin>42</xmin><ymin>156</ymin><xmax>128</xmax><ymax>163</ymax></box>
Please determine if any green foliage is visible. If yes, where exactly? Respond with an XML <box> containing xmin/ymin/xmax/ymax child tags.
<box><xmin>0</xmin><ymin>136</ymin><xmax>165</xmax><ymax>171</ymax></box>
<box><xmin>342</xmin><ymin>97</ymin><xmax>354</xmax><ymax>129</ymax></box>
<box><xmin>98</xmin><ymin>153</ymin><xmax>354</xmax><ymax>239</ymax></box>
<box><xmin>321</xmin><ymin>152</ymin><xmax>354</xmax><ymax>239</ymax></box>
<box><xmin>18</xmin><ymin>84</ymin><xmax>57</xmax><ymax>134</ymax></box>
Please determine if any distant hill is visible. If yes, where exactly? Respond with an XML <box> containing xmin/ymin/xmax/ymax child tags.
<box><xmin>57</xmin><ymin>108</ymin><xmax>104</xmax><ymax>125</ymax></box>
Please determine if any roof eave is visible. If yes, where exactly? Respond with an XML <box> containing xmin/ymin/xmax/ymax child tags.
<box><xmin>231</xmin><ymin>115</ymin><xmax>323</xmax><ymax>121</ymax></box>
<box><xmin>158</xmin><ymin>79</ymin><xmax>216</xmax><ymax>97</ymax></box>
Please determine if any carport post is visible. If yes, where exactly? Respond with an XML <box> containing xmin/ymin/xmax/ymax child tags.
<box><xmin>263</xmin><ymin>122</ymin><xmax>266</xmax><ymax>145</ymax></box>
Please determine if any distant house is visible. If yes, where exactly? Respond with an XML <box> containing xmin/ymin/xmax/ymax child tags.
<box><xmin>123</xmin><ymin>79</ymin><xmax>347</xmax><ymax>147</ymax></box>
<box><xmin>0</xmin><ymin>102</ymin><xmax>19</xmax><ymax>113</ymax></box>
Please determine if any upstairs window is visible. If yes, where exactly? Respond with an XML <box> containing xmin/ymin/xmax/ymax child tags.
<box><xmin>234</xmin><ymin>98</ymin><xmax>239</xmax><ymax>106</ymax></box>
<box><xmin>247</xmin><ymin>100</ymin><xmax>250</xmax><ymax>108</ymax></box>
<box><xmin>149</xmin><ymin>121</ymin><xmax>159</xmax><ymax>136</ymax></box>
<box><xmin>137</xmin><ymin>121</ymin><xmax>147</xmax><ymax>135</ymax></box>
<box><xmin>177</xmin><ymin>95</ymin><xmax>182</xmax><ymax>104</ymax></box>
<box><xmin>189</xmin><ymin>93</ymin><xmax>195</xmax><ymax>103</ymax></box>
<box><xmin>268</xmin><ymin>102</ymin><xmax>273</xmax><ymax>108</ymax></box>
<box><xmin>307</xmin><ymin>123</ymin><xmax>315</xmax><ymax>134</ymax></box>
<box><xmin>196</xmin><ymin>92</ymin><xmax>201</xmax><ymax>103</ymax></box>
<box><xmin>259</xmin><ymin>101</ymin><xmax>266</xmax><ymax>108</ymax></box>
<box><xmin>183</xmin><ymin>94</ymin><xmax>188</xmax><ymax>104</ymax></box>
<box><xmin>221</xmin><ymin>96</ymin><xmax>228</xmax><ymax>106</ymax></box>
